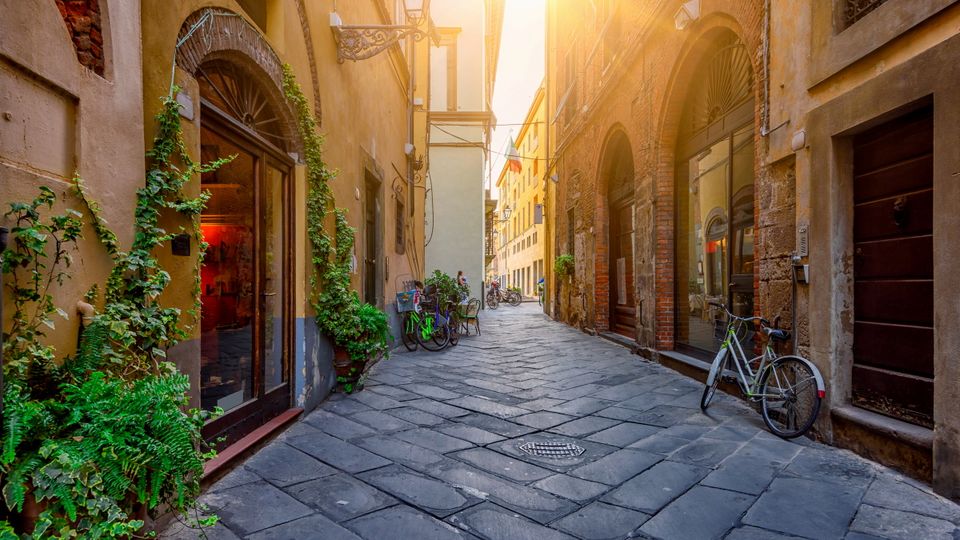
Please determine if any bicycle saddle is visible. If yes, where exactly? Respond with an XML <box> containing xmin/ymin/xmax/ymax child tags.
<box><xmin>765</xmin><ymin>328</ymin><xmax>791</xmax><ymax>342</ymax></box>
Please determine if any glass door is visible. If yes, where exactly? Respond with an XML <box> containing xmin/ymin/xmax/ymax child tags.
<box><xmin>676</xmin><ymin>126</ymin><xmax>755</xmax><ymax>354</ymax></box>
<box><xmin>200</xmin><ymin>127</ymin><xmax>257</xmax><ymax>414</ymax></box>
<box><xmin>199</xmin><ymin>113</ymin><xmax>292</xmax><ymax>448</ymax></box>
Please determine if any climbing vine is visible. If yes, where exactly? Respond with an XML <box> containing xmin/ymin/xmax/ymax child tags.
<box><xmin>0</xmin><ymin>91</ymin><xmax>226</xmax><ymax>538</ymax></box>
<box><xmin>281</xmin><ymin>65</ymin><xmax>389</xmax><ymax>367</ymax></box>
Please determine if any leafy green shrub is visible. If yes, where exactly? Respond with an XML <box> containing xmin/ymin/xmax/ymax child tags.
<box><xmin>425</xmin><ymin>270</ymin><xmax>468</xmax><ymax>305</ymax></box>
<box><xmin>554</xmin><ymin>254</ymin><xmax>575</xmax><ymax>278</ymax></box>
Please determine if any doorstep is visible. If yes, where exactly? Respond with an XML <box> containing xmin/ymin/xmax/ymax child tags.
<box><xmin>202</xmin><ymin>407</ymin><xmax>303</xmax><ymax>484</ymax></box>
<box><xmin>598</xmin><ymin>332</ymin><xmax>640</xmax><ymax>352</ymax></box>
<box><xmin>831</xmin><ymin>404</ymin><xmax>933</xmax><ymax>482</ymax></box>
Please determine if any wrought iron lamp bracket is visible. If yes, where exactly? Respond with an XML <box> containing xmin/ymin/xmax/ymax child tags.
<box><xmin>331</xmin><ymin>22</ymin><xmax>429</xmax><ymax>63</ymax></box>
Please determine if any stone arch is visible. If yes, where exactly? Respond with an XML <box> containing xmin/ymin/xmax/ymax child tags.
<box><xmin>175</xmin><ymin>8</ymin><xmax>304</xmax><ymax>154</ymax></box>
<box><xmin>593</xmin><ymin>125</ymin><xmax>635</xmax><ymax>334</ymax></box>
<box><xmin>653</xmin><ymin>12</ymin><xmax>762</xmax><ymax>351</ymax></box>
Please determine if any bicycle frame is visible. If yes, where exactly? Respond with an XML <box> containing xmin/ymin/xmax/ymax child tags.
<box><xmin>714</xmin><ymin>323</ymin><xmax>780</xmax><ymax>400</ymax></box>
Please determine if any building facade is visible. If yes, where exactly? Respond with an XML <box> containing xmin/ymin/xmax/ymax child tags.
<box><xmin>491</xmin><ymin>84</ymin><xmax>547</xmax><ymax>299</ymax></box>
<box><xmin>425</xmin><ymin>0</ymin><xmax>503</xmax><ymax>299</ymax></box>
<box><xmin>2</xmin><ymin>0</ymin><xmax>428</xmax><ymax>457</ymax></box>
<box><xmin>546</xmin><ymin>0</ymin><xmax>960</xmax><ymax>497</ymax></box>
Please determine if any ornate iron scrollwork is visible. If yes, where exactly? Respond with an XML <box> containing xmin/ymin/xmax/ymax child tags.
<box><xmin>332</xmin><ymin>24</ymin><xmax>428</xmax><ymax>63</ymax></box>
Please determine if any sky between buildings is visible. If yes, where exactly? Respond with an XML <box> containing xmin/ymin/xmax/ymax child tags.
<box><xmin>488</xmin><ymin>0</ymin><xmax>546</xmax><ymax>197</ymax></box>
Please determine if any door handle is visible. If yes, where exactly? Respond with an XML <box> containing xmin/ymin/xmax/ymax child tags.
<box><xmin>262</xmin><ymin>292</ymin><xmax>278</xmax><ymax>297</ymax></box>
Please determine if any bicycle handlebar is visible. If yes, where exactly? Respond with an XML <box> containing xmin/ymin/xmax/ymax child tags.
<box><xmin>708</xmin><ymin>301</ymin><xmax>772</xmax><ymax>327</ymax></box>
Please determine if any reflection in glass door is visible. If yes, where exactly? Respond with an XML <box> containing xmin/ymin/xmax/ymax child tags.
<box><xmin>200</xmin><ymin>127</ymin><xmax>256</xmax><ymax>413</ymax></box>
<box><xmin>263</xmin><ymin>164</ymin><xmax>286</xmax><ymax>392</ymax></box>
<box><xmin>676</xmin><ymin>126</ymin><xmax>755</xmax><ymax>353</ymax></box>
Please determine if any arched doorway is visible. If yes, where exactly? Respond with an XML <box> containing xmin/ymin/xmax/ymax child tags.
<box><xmin>675</xmin><ymin>30</ymin><xmax>755</xmax><ymax>354</ymax></box>
<box><xmin>601</xmin><ymin>131</ymin><xmax>635</xmax><ymax>336</ymax></box>
<box><xmin>195</xmin><ymin>57</ymin><xmax>296</xmax><ymax>447</ymax></box>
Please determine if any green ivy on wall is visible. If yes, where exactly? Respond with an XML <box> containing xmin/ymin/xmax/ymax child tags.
<box><xmin>281</xmin><ymin>66</ymin><xmax>389</xmax><ymax>367</ymax></box>
<box><xmin>0</xmin><ymin>90</ymin><xmax>226</xmax><ymax>538</ymax></box>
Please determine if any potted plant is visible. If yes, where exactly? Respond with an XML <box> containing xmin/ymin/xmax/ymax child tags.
<box><xmin>554</xmin><ymin>254</ymin><xmax>575</xmax><ymax>279</ymax></box>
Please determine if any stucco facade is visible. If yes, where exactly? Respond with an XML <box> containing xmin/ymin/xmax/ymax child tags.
<box><xmin>425</xmin><ymin>0</ymin><xmax>503</xmax><ymax>298</ymax></box>
<box><xmin>545</xmin><ymin>0</ymin><xmax>960</xmax><ymax>496</ymax></box>
<box><xmin>2</xmin><ymin>0</ymin><xmax>428</xmax><ymax>451</ymax></box>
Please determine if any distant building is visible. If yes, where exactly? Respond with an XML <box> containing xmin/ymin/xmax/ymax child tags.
<box><xmin>425</xmin><ymin>0</ymin><xmax>504</xmax><ymax>299</ymax></box>
<box><xmin>490</xmin><ymin>84</ymin><xmax>547</xmax><ymax>300</ymax></box>
<box><xmin>546</xmin><ymin>0</ymin><xmax>960</xmax><ymax>497</ymax></box>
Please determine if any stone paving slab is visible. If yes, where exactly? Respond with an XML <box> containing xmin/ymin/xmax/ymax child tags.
<box><xmin>357</xmin><ymin>465</ymin><xmax>482</xmax><ymax>518</ymax></box>
<box><xmin>164</xmin><ymin>304</ymin><xmax>960</xmax><ymax>540</ymax></box>
<box><xmin>447</xmin><ymin>502</ymin><xmax>578</xmax><ymax>540</ymax></box>
<box><xmin>344</xmin><ymin>505</ymin><xmax>476</xmax><ymax>540</ymax></box>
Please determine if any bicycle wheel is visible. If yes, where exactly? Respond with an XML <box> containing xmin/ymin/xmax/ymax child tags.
<box><xmin>760</xmin><ymin>355</ymin><xmax>823</xmax><ymax>439</ymax></box>
<box><xmin>508</xmin><ymin>291</ymin><xmax>521</xmax><ymax>306</ymax></box>
<box><xmin>700</xmin><ymin>348</ymin><xmax>729</xmax><ymax>410</ymax></box>
<box><xmin>417</xmin><ymin>315</ymin><xmax>449</xmax><ymax>351</ymax></box>
<box><xmin>486</xmin><ymin>293</ymin><xmax>499</xmax><ymax>310</ymax></box>
<box><xmin>401</xmin><ymin>312</ymin><xmax>418</xmax><ymax>352</ymax></box>
<box><xmin>447</xmin><ymin>318</ymin><xmax>460</xmax><ymax>347</ymax></box>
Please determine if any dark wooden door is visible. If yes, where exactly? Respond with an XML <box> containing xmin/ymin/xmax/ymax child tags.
<box><xmin>610</xmin><ymin>202</ymin><xmax>635</xmax><ymax>336</ymax></box>
<box><xmin>364</xmin><ymin>179</ymin><xmax>380</xmax><ymax>306</ymax></box>
<box><xmin>852</xmin><ymin>106</ymin><xmax>934</xmax><ymax>428</ymax></box>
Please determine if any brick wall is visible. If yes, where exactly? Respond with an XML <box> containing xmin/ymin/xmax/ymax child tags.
<box><xmin>550</xmin><ymin>0</ymin><xmax>764</xmax><ymax>350</ymax></box>
<box><xmin>55</xmin><ymin>0</ymin><xmax>105</xmax><ymax>76</ymax></box>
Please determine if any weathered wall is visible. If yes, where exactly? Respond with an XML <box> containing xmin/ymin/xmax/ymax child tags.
<box><xmin>545</xmin><ymin>0</ymin><xmax>960</xmax><ymax>496</ymax></box>
<box><xmin>0</xmin><ymin>0</ymin><xmax>144</xmax><ymax>360</ymax></box>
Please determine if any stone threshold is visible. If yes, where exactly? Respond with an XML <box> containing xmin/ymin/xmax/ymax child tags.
<box><xmin>832</xmin><ymin>404</ymin><xmax>933</xmax><ymax>450</ymax></box>
<box><xmin>202</xmin><ymin>407</ymin><xmax>303</xmax><ymax>485</ymax></box>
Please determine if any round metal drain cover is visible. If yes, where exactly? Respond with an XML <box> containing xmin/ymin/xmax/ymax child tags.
<box><xmin>518</xmin><ymin>441</ymin><xmax>585</xmax><ymax>458</ymax></box>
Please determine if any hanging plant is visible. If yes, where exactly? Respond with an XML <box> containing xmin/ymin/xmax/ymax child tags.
<box><xmin>554</xmin><ymin>254</ymin><xmax>575</xmax><ymax>278</ymax></box>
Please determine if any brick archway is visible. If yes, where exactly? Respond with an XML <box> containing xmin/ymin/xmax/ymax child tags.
<box><xmin>593</xmin><ymin>126</ymin><xmax>635</xmax><ymax>334</ymax></box>
<box><xmin>653</xmin><ymin>13</ymin><xmax>763</xmax><ymax>351</ymax></box>
<box><xmin>175</xmin><ymin>8</ymin><xmax>304</xmax><ymax>155</ymax></box>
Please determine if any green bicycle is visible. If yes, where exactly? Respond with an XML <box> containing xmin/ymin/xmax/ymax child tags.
<box><xmin>400</xmin><ymin>296</ymin><xmax>451</xmax><ymax>352</ymax></box>
<box><xmin>701</xmin><ymin>302</ymin><xmax>825</xmax><ymax>439</ymax></box>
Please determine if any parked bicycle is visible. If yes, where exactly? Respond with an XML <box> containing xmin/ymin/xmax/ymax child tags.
<box><xmin>701</xmin><ymin>302</ymin><xmax>825</xmax><ymax>439</ymax></box>
<box><xmin>398</xmin><ymin>289</ymin><xmax>459</xmax><ymax>352</ymax></box>
<box><xmin>486</xmin><ymin>282</ymin><xmax>521</xmax><ymax>309</ymax></box>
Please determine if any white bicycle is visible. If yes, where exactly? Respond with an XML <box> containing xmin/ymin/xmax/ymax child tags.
<box><xmin>701</xmin><ymin>302</ymin><xmax>826</xmax><ymax>439</ymax></box>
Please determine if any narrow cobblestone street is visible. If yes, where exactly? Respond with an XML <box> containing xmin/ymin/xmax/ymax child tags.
<box><xmin>164</xmin><ymin>304</ymin><xmax>960</xmax><ymax>540</ymax></box>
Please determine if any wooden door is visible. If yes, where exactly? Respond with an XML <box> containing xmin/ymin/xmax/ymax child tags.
<box><xmin>852</xmin><ymin>106</ymin><xmax>934</xmax><ymax>428</ymax></box>
<box><xmin>610</xmin><ymin>202</ymin><xmax>635</xmax><ymax>336</ymax></box>
<box><xmin>364</xmin><ymin>176</ymin><xmax>381</xmax><ymax>307</ymax></box>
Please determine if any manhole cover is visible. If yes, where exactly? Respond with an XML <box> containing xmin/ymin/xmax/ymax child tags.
<box><xmin>518</xmin><ymin>441</ymin><xmax>585</xmax><ymax>458</ymax></box>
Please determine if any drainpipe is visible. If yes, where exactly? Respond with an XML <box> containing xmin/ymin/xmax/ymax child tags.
<box><xmin>0</xmin><ymin>226</ymin><xmax>8</xmax><ymax>420</ymax></box>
